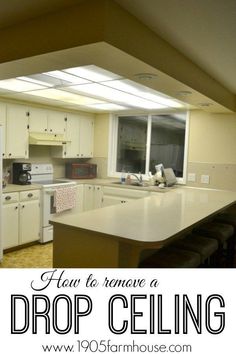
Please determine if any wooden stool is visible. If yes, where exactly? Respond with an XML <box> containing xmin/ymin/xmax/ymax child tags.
<box><xmin>193</xmin><ymin>222</ymin><xmax>234</xmax><ymax>267</ymax></box>
<box><xmin>139</xmin><ymin>246</ymin><xmax>201</xmax><ymax>268</ymax></box>
<box><xmin>172</xmin><ymin>234</ymin><xmax>218</xmax><ymax>267</ymax></box>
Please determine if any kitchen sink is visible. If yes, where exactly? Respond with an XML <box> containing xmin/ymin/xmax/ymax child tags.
<box><xmin>112</xmin><ymin>181</ymin><xmax>144</xmax><ymax>187</ymax></box>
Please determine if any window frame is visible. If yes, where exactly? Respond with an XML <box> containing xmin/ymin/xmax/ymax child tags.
<box><xmin>108</xmin><ymin>111</ymin><xmax>190</xmax><ymax>184</ymax></box>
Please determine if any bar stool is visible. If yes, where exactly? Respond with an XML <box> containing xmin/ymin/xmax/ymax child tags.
<box><xmin>193</xmin><ymin>222</ymin><xmax>234</xmax><ymax>267</ymax></box>
<box><xmin>139</xmin><ymin>246</ymin><xmax>201</xmax><ymax>268</ymax></box>
<box><xmin>171</xmin><ymin>234</ymin><xmax>218</xmax><ymax>267</ymax></box>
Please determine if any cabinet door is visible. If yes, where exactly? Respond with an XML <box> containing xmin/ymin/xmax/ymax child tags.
<box><xmin>83</xmin><ymin>184</ymin><xmax>94</xmax><ymax>211</ymax></box>
<box><xmin>102</xmin><ymin>195</ymin><xmax>122</xmax><ymax>207</ymax></box>
<box><xmin>2</xmin><ymin>203</ymin><xmax>19</xmax><ymax>249</ymax></box>
<box><xmin>70</xmin><ymin>185</ymin><xmax>84</xmax><ymax>214</ymax></box>
<box><xmin>28</xmin><ymin>107</ymin><xmax>48</xmax><ymax>133</ymax></box>
<box><xmin>47</xmin><ymin>111</ymin><xmax>66</xmax><ymax>134</ymax></box>
<box><xmin>6</xmin><ymin>103</ymin><xmax>29</xmax><ymax>159</ymax></box>
<box><xmin>0</xmin><ymin>102</ymin><xmax>6</xmax><ymax>157</ymax></box>
<box><xmin>64</xmin><ymin>114</ymin><xmax>80</xmax><ymax>158</ymax></box>
<box><xmin>93</xmin><ymin>185</ymin><xmax>103</xmax><ymax>209</ymax></box>
<box><xmin>79</xmin><ymin>116</ymin><xmax>94</xmax><ymax>158</ymax></box>
<box><xmin>19</xmin><ymin>200</ymin><xmax>40</xmax><ymax>244</ymax></box>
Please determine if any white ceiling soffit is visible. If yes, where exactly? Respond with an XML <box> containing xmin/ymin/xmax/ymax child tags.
<box><xmin>116</xmin><ymin>0</ymin><xmax>236</xmax><ymax>94</ymax></box>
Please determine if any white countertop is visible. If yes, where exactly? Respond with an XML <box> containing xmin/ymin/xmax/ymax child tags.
<box><xmin>51</xmin><ymin>187</ymin><xmax>236</xmax><ymax>245</ymax></box>
<box><xmin>2</xmin><ymin>183</ymin><xmax>42</xmax><ymax>193</ymax></box>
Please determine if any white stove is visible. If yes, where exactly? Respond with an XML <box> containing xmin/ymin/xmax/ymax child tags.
<box><xmin>31</xmin><ymin>164</ymin><xmax>77</xmax><ymax>243</ymax></box>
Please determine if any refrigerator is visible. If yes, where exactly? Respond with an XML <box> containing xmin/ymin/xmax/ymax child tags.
<box><xmin>0</xmin><ymin>125</ymin><xmax>2</xmax><ymax>262</ymax></box>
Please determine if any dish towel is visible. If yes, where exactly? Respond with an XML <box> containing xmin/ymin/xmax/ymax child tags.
<box><xmin>54</xmin><ymin>185</ymin><xmax>77</xmax><ymax>213</ymax></box>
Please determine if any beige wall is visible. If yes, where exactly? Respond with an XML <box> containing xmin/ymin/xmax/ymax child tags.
<box><xmin>90</xmin><ymin>113</ymin><xmax>110</xmax><ymax>178</ymax></box>
<box><xmin>188</xmin><ymin>110</ymin><xmax>236</xmax><ymax>164</ymax></box>
<box><xmin>187</xmin><ymin>110</ymin><xmax>236</xmax><ymax>191</ymax></box>
<box><xmin>93</xmin><ymin>113</ymin><xmax>110</xmax><ymax>158</ymax></box>
<box><xmin>92</xmin><ymin>110</ymin><xmax>236</xmax><ymax>190</ymax></box>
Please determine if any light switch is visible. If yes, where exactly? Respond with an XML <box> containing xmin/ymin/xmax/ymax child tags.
<box><xmin>201</xmin><ymin>174</ymin><xmax>210</xmax><ymax>184</ymax></box>
<box><xmin>187</xmin><ymin>173</ymin><xmax>196</xmax><ymax>182</ymax></box>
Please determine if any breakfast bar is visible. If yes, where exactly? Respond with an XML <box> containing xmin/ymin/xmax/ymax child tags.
<box><xmin>50</xmin><ymin>187</ymin><xmax>236</xmax><ymax>268</ymax></box>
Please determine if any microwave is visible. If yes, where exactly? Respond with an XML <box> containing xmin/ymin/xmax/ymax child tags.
<box><xmin>65</xmin><ymin>163</ymin><xmax>97</xmax><ymax>179</ymax></box>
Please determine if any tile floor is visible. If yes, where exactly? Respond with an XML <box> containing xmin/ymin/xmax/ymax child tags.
<box><xmin>0</xmin><ymin>243</ymin><xmax>52</xmax><ymax>268</ymax></box>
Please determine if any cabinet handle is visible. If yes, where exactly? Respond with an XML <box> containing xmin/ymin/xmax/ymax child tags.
<box><xmin>9</xmin><ymin>153</ymin><xmax>12</xmax><ymax>156</ymax></box>
<box><xmin>45</xmin><ymin>128</ymin><xmax>47</xmax><ymax>131</ymax></box>
<box><xmin>5</xmin><ymin>196</ymin><xmax>11</xmax><ymax>201</ymax></box>
<box><xmin>15</xmin><ymin>206</ymin><xmax>18</xmax><ymax>210</ymax></box>
<box><xmin>50</xmin><ymin>129</ymin><xmax>52</xmax><ymax>132</ymax></box>
<box><xmin>28</xmin><ymin>193</ymin><xmax>33</xmax><ymax>198</ymax></box>
<box><xmin>22</xmin><ymin>205</ymin><xmax>25</xmax><ymax>208</ymax></box>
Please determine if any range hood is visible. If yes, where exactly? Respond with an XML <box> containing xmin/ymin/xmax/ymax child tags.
<box><xmin>29</xmin><ymin>132</ymin><xmax>69</xmax><ymax>146</ymax></box>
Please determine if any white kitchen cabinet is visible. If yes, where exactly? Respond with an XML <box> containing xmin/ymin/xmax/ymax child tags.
<box><xmin>83</xmin><ymin>184</ymin><xmax>103</xmax><ymax>211</ymax></box>
<box><xmin>102</xmin><ymin>195</ymin><xmax>131</xmax><ymax>207</ymax></box>
<box><xmin>0</xmin><ymin>102</ymin><xmax>6</xmax><ymax>157</ymax></box>
<box><xmin>2</xmin><ymin>190</ymin><xmax>40</xmax><ymax>249</ymax></box>
<box><xmin>28</xmin><ymin>107</ymin><xmax>48</xmax><ymax>133</ymax></box>
<box><xmin>5</xmin><ymin>103</ymin><xmax>29</xmax><ymax>159</ymax></box>
<box><xmin>28</xmin><ymin>107</ymin><xmax>66</xmax><ymax>134</ymax></box>
<box><xmin>63</xmin><ymin>113</ymin><xmax>80</xmax><ymax>158</ymax></box>
<box><xmin>47</xmin><ymin>110</ymin><xmax>66</xmax><ymax>134</ymax></box>
<box><xmin>79</xmin><ymin>116</ymin><xmax>94</xmax><ymax>158</ymax></box>
<box><xmin>52</xmin><ymin>114</ymin><xmax>94</xmax><ymax>158</ymax></box>
<box><xmin>19</xmin><ymin>199</ymin><xmax>40</xmax><ymax>244</ymax></box>
<box><xmin>2</xmin><ymin>202</ymin><xmax>19</xmax><ymax>249</ymax></box>
<box><xmin>102</xmin><ymin>186</ymin><xmax>149</xmax><ymax>207</ymax></box>
<box><xmin>70</xmin><ymin>184</ymin><xmax>84</xmax><ymax>214</ymax></box>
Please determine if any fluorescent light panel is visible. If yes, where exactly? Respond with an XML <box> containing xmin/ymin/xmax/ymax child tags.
<box><xmin>24</xmin><ymin>88</ymin><xmax>106</xmax><ymax>105</ymax></box>
<box><xmin>0</xmin><ymin>78</ymin><xmax>47</xmax><ymax>92</ymax></box>
<box><xmin>64</xmin><ymin>65</ymin><xmax>121</xmax><ymax>82</ymax></box>
<box><xmin>104</xmin><ymin>79</ymin><xmax>183</xmax><ymax>108</ymax></box>
<box><xmin>0</xmin><ymin>65</ymin><xmax>185</xmax><ymax>112</ymax></box>
<box><xmin>65</xmin><ymin>83</ymin><xmax>166</xmax><ymax>109</ymax></box>
<box><xmin>44</xmin><ymin>70</ymin><xmax>90</xmax><ymax>84</ymax></box>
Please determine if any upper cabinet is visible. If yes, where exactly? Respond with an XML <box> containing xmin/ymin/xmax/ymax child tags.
<box><xmin>28</xmin><ymin>107</ymin><xmax>66</xmax><ymax>135</ymax></box>
<box><xmin>0</xmin><ymin>101</ymin><xmax>94</xmax><ymax>160</ymax></box>
<box><xmin>5</xmin><ymin>103</ymin><xmax>29</xmax><ymax>159</ymax></box>
<box><xmin>79</xmin><ymin>116</ymin><xmax>94</xmax><ymax>158</ymax></box>
<box><xmin>0</xmin><ymin>102</ymin><xmax>6</xmax><ymax>157</ymax></box>
<box><xmin>52</xmin><ymin>114</ymin><xmax>94</xmax><ymax>159</ymax></box>
<box><xmin>64</xmin><ymin>113</ymin><xmax>80</xmax><ymax>158</ymax></box>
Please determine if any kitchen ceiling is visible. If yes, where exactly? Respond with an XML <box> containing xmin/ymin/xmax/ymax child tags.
<box><xmin>116</xmin><ymin>0</ymin><xmax>236</xmax><ymax>94</ymax></box>
<box><xmin>0</xmin><ymin>0</ymin><xmax>235</xmax><ymax>113</ymax></box>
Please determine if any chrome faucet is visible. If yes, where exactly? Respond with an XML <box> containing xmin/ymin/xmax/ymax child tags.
<box><xmin>130</xmin><ymin>172</ymin><xmax>143</xmax><ymax>185</ymax></box>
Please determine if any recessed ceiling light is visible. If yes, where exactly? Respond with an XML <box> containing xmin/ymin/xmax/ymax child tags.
<box><xmin>176</xmin><ymin>90</ymin><xmax>192</xmax><ymax>96</ymax></box>
<box><xmin>134</xmin><ymin>73</ymin><xmax>158</xmax><ymax>80</ymax></box>
<box><xmin>198</xmin><ymin>102</ymin><xmax>213</xmax><ymax>107</ymax></box>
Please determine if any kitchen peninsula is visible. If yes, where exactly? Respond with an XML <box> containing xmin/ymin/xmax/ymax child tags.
<box><xmin>50</xmin><ymin>187</ymin><xmax>236</xmax><ymax>268</ymax></box>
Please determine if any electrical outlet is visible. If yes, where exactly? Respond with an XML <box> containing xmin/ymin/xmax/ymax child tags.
<box><xmin>201</xmin><ymin>175</ymin><xmax>210</xmax><ymax>184</ymax></box>
<box><xmin>187</xmin><ymin>173</ymin><xmax>196</xmax><ymax>182</ymax></box>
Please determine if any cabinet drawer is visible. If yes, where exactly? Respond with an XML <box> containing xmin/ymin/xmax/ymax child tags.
<box><xmin>2</xmin><ymin>192</ymin><xmax>19</xmax><ymax>204</ymax></box>
<box><xmin>20</xmin><ymin>189</ymin><xmax>40</xmax><ymax>202</ymax></box>
<box><xmin>103</xmin><ymin>186</ymin><xmax>149</xmax><ymax>199</ymax></box>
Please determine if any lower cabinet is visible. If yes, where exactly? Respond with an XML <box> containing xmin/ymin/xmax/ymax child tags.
<box><xmin>2</xmin><ymin>190</ymin><xmax>40</xmax><ymax>250</ymax></box>
<box><xmin>83</xmin><ymin>184</ymin><xmax>103</xmax><ymax>211</ymax></box>
<box><xmin>102</xmin><ymin>186</ymin><xmax>150</xmax><ymax>207</ymax></box>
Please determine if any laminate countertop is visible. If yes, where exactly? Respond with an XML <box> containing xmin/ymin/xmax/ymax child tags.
<box><xmin>51</xmin><ymin>187</ymin><xmax>236</xmax><ymax>245</ymax></box>
<box><xmin>2</xmin><ymin>183</ymin><xmax>42</xmax><ymax>193</ymax></box>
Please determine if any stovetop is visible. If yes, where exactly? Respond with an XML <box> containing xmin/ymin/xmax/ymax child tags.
<box><xmin>35</xmin><ymin>180</ymin><xmax>70</xmax><ymax>185</ymax></box>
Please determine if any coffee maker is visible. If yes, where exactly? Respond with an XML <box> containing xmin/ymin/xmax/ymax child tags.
<box><xmin>12</xmin><ymin>163</ymin><xmax>32</xmax><ymax>185</ymax></box>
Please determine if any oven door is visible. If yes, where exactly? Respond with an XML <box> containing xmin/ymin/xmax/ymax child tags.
<box><xmin>42</xmin><ymin>188</ymin><xmax>56</xmax><ymax>228</ymax></box>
